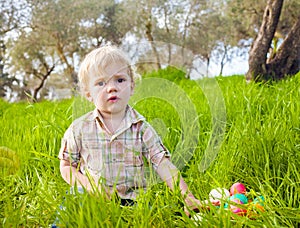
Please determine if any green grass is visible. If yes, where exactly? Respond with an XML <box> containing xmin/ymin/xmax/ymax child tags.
<box><xmin>0</xmin><ymin>68</ymin><xmax>299</xmax><ymax>227</ymax></box>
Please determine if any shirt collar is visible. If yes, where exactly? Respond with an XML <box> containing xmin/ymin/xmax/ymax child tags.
<box><xmin>92</xmin><ymin>105</ymin><xmax>145</xmax><ymax>140</ymax></box>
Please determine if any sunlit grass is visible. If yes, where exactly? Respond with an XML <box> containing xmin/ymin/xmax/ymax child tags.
<box><xmin>0</xmin><ymin>69</ymin><xmax>299</xmax><ymax>227</ymax></box>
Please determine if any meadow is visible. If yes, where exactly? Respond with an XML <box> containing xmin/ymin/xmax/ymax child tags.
<box><xmin>0</xmin><ymin>68</ymin><xmax>299</xmax><ymax>227</ymax></box>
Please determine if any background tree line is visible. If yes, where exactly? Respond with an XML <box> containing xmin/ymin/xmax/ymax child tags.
<box><xmin>0</xmin><ymin>0</ymin><xmax>299</xmax><ymax>101</ymax></box>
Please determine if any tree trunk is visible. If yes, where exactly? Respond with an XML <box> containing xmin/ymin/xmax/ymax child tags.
<box><xmin>32</xmin><ymin>65</ymin><xmax>55</xmax><ymax>102</ymax></box>
<box><xmin>162</xmin><ymin>5</ymin><xmax>172</xmax><ymax>65</ymax></box>
<box><xmin>267</xmin><ymin>15</ymin><xmax>300</xmax><ymax>79</ymax></box>
<box><xmin>55</xmin><ymin>37</ymin><xmax>76</xmax><ymax>87</ymax></box>
<box><xmin>246</xmin><ymin>0</ymin><xmax>284</xmax><ymax>81</ymax></box>
<box><xmin>145</xmin><ymin>17</ymin><xmax>161</xmax><ymax>70</ymax></box>
<box><xmin>219</xmin><ymin>45</ymin><xmax>228</xmax><ymax>76</ymax></box>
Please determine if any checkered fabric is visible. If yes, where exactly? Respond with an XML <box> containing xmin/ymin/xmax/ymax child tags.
<box><xmin>59</xmin><ymin>106</ymin><xmax>170</xmax><ymax>199</ymax></box>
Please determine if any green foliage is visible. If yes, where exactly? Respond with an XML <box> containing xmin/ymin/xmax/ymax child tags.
<box><xmin>143</xmin><ymin>66</ymin><xmax>188</xmax><ymax>82</ymax></box>
<box><xmin>0</xmin><ymin>69</ymin><xmax>299</xmax><ymax>227</ymax></box>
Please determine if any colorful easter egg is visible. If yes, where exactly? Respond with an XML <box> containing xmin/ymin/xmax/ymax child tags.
<box><xmin>209</xmin><ymin>188</ymin><xmax>230</xmax><ymax>200</ymax></box>
<box><xmin>230</xmin><ymin>182</ymin><xmax>246</xmax><ymax>195</ymax></box>
<box><xmin>247</xmin><ymin>200</ymin><xmax>265</xmax><ymax>219</ymax></box>
<box><xmin>230</xmin><ymin>198</ymin><xmax>242</xmax><ymax>205</ymax></box>
<box><xmin>230</xmin><ymin>193</ymin><xmax>248</xmax><ymax>204</ymax></box>
<box><xmin>253</xmin><ymin>196</ymin><xmax>265</xmax><ymax>206</ymax></box>
<box><xmin>253</xmin><ymin>203</ymin><xmax>265</xmax><ymax>212</ymax></box>
<box><xmin>230</xmin><ymin>199</ymin><xmax>247</xmax><ymax>215</ymax></box>
<box><xmin>231</xmin><ymin>207</ymin><xmax>247</xmax><ymax>215</ymax></box>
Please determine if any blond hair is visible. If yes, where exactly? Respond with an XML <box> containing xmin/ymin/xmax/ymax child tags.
<box><xmin>78</xmin><ymin>45</ymin><xmax>140</xmax><ymax>96</ymax></box>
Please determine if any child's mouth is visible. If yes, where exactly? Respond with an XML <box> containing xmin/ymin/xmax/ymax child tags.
<box><xmin>108</xmin><ymin>96</ymin><xmax>118</xmax><ymax>102</ymax></box>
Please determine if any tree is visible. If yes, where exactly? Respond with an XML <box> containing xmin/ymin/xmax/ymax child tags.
<box><xmin>78</xmin><ymin>0</ymin><xmax>132</xmax><ymax>48</ymax></box>
<box><xmin>246</xmin><ymin>0</ymin><xmax>300</xmax><ymax>81</ymax></box>
<box><xmin>28</xmin><ymin>0</ymin><xmax>86</xmax><ymax>87</ymax></box>
<box><xmin>0</xmin><ymin>40</ymin><xmax>17</xmax><ymax>98</ymax></box>
<box><xmin>129</xmin><ymin>0</ymin><xmax>163</xmax><ymax>70</ymax></box>
<box><xmin>0</xmin><ymin>0</ymin><xmax>28</xmax><ymax>99</ymax></box>
<box><xmin>9</xmin><ymin>31</ymin><xmax>56</xmax><ymax>101</ymax></box>
<box><xmin>3</xmin><ymin>0</ymin><xmax>299</xmax><ymax>101</ymax></box>
<box><xmin>126</xmin><ymin>0</ymin><xmax>231</xmax><ymax>76</ymax></box>
<box><xmin>7</xmin><ymin>0</ymin><xmax>131</xmax><ymax>101</ymax></box>
<box><xmin>266</xmin><ymin>15</ymin><xmax>300</xmax><ymax>79</ymax></box>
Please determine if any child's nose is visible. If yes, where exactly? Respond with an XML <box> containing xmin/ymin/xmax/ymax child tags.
<box><xmin>106</xmin><ymin>80</ymin><xmax>118</xmax><ymax>92</ymax></box>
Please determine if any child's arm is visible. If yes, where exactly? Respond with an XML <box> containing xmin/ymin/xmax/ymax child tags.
<box><xmin>156</xmin><ymin>157</ymin><xmax>218</xmax><ymax>216</ymax></box>
<box><xmin>60</xmin><ymin>159</ymin><xmax>110</xmax><ymax>198</ymax></box>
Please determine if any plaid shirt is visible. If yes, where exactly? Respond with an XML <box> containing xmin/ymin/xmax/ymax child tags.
<box><xmin>59</xmin><ymin>105</ymin><xmax>170</xmax><ymax>199</ymax></box>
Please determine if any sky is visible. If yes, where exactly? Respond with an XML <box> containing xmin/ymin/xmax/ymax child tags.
<box><xmin>189</xmin><ymin>53</ymin><xmax>249</xmax><ymax>79</ymax></box>
<box><xmin>210</xmin><ymin>54</ymin><xmax>249</xmax><ymax>77</ymax></box>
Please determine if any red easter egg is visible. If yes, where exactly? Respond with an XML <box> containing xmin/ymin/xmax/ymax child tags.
<box><xmin>230</xmin><ymin>199</ymin><xmax>247</xmax><ymax>215</ymax></box>
<box><xmin>231</xmin><ymin>207</ymin><xmax>247</xmax><ymax>216</ymax></box>
<box><xmin>230</xmin><ymin>182</ymin><xmax>246</xmax><ymax>195</ymax></box>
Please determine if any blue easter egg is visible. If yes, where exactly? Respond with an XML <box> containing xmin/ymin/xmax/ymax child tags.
<box><xmin>253</xmin><ymin>196</ymin><xmax>265</xmax><ymax>206</ymax></box>
<box><xmin>230</xmin><ymin>193</ymin><xmax>248</xmax><ymax>204</ymax></box>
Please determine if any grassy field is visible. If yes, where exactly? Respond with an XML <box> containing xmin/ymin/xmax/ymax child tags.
<box><xmin>0</xmin><ymin>68</ymin><xmax>299</xmax><ymax>227</ymax></box>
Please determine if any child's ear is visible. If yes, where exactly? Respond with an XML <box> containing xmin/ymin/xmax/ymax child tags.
<box><xmin>86</xmin><ymin>92</ymin><xmax>93</xmax><ymax>102</ymax></box>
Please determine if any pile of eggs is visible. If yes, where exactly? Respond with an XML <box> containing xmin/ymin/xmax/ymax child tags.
<box><xmin>209</xmin><ymin>182</ymin><xmax>265</xmax><ymax>217</ymax></box>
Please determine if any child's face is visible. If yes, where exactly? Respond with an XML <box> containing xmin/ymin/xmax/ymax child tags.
<box><xmin>86</xmin><ymin>61</ymin><xmax>134</xmax><ymax>117</ymax></box>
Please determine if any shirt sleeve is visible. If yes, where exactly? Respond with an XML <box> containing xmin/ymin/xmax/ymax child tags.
<box><xmin>58</xmin><ymin>123</ymin><xmax>81</xmax><ymax>168</ymax></box>
<box><xmin>141</xmin><ymin>122</ymin><xmax>171</xmax><ymax>170</ymax></box>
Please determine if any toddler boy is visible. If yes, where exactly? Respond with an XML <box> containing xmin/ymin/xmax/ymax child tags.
<box><xmin>58</xmin><ymin>45</ymin><xmax>214</xmax><ymax>216</ymax></box>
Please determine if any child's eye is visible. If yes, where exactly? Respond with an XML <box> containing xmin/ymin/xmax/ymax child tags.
<box><xmin>117</xmin><ymin>78</ymin><xmax>125</xmax><ymax>83</ymax></box>
<box><xmin>97</xmin><ymin>81</ymin><xmax>106</xmax><ymax>87</ymax></box>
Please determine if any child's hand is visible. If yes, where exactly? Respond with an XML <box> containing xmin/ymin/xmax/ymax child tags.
<box><xmin>184</xmin><ymin>194</ymin><xmax>220</xmax><ymax>217</ymax></box>
<box><xmin>202</xmin><ymin>198</ymin><xmax>221</xmax><ymax>207</ymax></box>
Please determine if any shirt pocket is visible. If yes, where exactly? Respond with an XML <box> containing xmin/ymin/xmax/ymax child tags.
<box><xmin>81</xmin><ymin>140</ymin><xmax>104</xmax><ymax>173</ymax></box>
